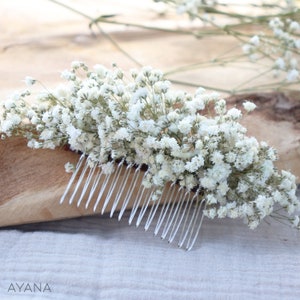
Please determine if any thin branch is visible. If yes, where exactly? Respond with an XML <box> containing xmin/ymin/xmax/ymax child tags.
<box><xmin>47</xmin><ymin>0</ymin><xmax>143</xmax><ymax>67</ymax></box>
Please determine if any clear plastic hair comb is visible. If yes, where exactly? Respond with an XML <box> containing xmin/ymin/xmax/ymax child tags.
<box><xmin>60</xmin><ymin>154</ymin><xmax>205</xmax><ymax>250</ymax></box>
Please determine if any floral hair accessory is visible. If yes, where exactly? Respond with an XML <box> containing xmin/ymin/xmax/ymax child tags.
<box><xmin>1</xmin><ymin>62</ymin><xmax>299</xmax><ymax>233</ymax></box>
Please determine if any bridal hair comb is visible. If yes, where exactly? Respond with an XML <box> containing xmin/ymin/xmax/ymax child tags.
<box><xmin>1</xmin><ymin>62</ymin><xmax>299</xmax><ymax>250</ymax></box>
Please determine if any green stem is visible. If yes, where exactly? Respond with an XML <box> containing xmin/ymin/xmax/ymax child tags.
<box><xmin>190</xmin><ymin>4</ymin><xmax>300</xmax><ymax>23</ymax></box>
<box><xmin>164</xmin><ymin>53</ymin><xmax>249</xmax><ymax>76</ymax></box>
<box><xmin>90</xmin><ymin>17</ymin><xmax>201</xmax><ymax>37</ymax></box>
<box><xmin>232</xmin><ymin>67</ymin><xmax>273</xmax><ymax>91</ymax></box>
<box><xmin>237</xmin><ymin>79</ymin><xmax>299</xmax><ymax>93</ymax></box>
<box><xmin>168</xmin><ymin>79</ymin><xmax>232</xmax><ymax>94</ymax></box>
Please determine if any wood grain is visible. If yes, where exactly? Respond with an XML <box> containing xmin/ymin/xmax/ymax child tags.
<box><xmin>0</xmin><ymin>137</ymin><xmax>97</xmax><ymax>226</ymax></box>
<box><xmin>0</xmin><ymin>137</ymin><xmax>178</xmax><ymax>227</ymax></box>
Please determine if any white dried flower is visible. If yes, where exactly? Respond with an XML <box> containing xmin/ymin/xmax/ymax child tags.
<box><xmin>178</xmin><ymin>117</ymin><xmax>193</xmax><ymax>134</ymax></box>
<box><xmin>286</xmin><ymin>69</ymin><xmax>299</xmax><ymax>82</ymax></box>
<box><xmin>289</xmin><ymin>21</ymin><xmax>300</xmax><ymax>32</ymax></box>
<box><xmin>275</xmin><ymin>58</ymin><xmax>286</xmax><ymax>70</ymax></box>
<box><xmin>61</xmin><ymin>70</ymin><xmax>75</xmax><ymax>81</ymax></box>
<box><xmin>243</xmin><ymin>101</ymin><xmax>257</xmax><ymax>112</ymax></box>
<box><xmin>292</xmin><ymin>216</ymin><xmax>300</xmax><ymax>228</ymax></box>
<box><xmin>64</xmin><ymin>162</ymin><xmax>75</xmax><ymax>173</ymax></box>
<box><xmin>250</xmin><ymin>35</ymin><xmax>260</xmax><ymax>47</ymax></box>
<box><xmin>114</xmin><ymin>127</ymin><xmax>131</xmax><ymax>141</ymax></box>
<box><xmin>227</xmin><ymin>107</ymin><xmax>242</xmax><ymax>120</ymax></box>
<box><xmin>24</xmin><ymin>76</ymin><xmax>36</xmax><ymax>86</ymax></box>
<box><xmin>185</xmin><ymin>155</ymin><xmax>204</xmax><ymax>172</ymax></box>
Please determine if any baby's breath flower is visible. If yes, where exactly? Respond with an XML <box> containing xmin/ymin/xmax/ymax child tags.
<box><xmin>114</xmin><ymin>127</ymin><xmax>131</xmax><ymax>141</ymax></box>
<box><xmin>64</xmin><ymin>162</ymin><xmax>75</xmax><ymax>173</ymax></box>
<box><xmin>250</xmin><ymin>35</ymin><xmax>260</xmax><ymax>47</ymax></box>
<box><xmin>292</xmin><ymin>216</ymin><xmax>300</xmax><ymax>228</ymax></box>
<box><xmin>214</xmin><ymin>99</ymin><xmax>226</xmax><ymax>115</ymax></box>
<box><xmin>4</xmin><ymin>98</ymin><xmax>16</xmax><ymax>110</ymax></box>
<box><xmin>185</xmin><ymin>155</ymin><xmax>204</xmax><ymax>172</ymax></box>
<box><xmin>200</xmin><ymin>176</ymin><xmax>216</xmax><ymax>190</ymax></box>
<box><xmin>172</xmin><ymin>160</ymin><xmax>185</xmax><ymax>175</ymax></box>
<box><xmin>275</xmin><ymin>57</ymin><xmax>286</xmax><ymax>70</ymax></box>
<box><xmin>139</xmin><ymin>119</ymin><xmax>158</xmax><ymax>134</ymax></box>
<box><xmin>243</xmin><ymin>101</ymin><xmax>257</xmax><ymax>112</ymax></box>
<box><xmin>286</xmin><ymin>69</ymin><xmax>299</xmax><ymax>82</ymax></box>
<box><xmin>226</xmin><ymin>107</ymin><xmax>242</xmax><ymax>120</ymax></box>
<box><xmin>24</xmin><ymin>76</ymin><xmax>36</xmax><ymax>86</ymax></box>
<box><xmin>242</xmin><ymin>44</ymin><xmax>254</xmax><ymax>55</ymax></box>
<box><xmin>0</xmin><ymin>119</ymin><xmax>14</xmax><ymax>134</ymax></box>
<box><xmin>178</xmin><ymin>117</ymin><xmax>193</xmax><ymax>134</ymax></box>
<box><xmin>101</xmin><ymin>162</ymin><xmax>115</xmax><ymax>175</ymax></box>
<box><xmin>289</xmin><ymin>21</ymin><xmax>300</xmax><ymax>33</ymax></box>
<box><xmin>61</xmin><ymin>70</ymin><xmax>75</xmax><ymax>81</ymax></box>
<box><xmin>211</xmin><ymin>151</ymin><xmax>224</xmax><ymax>164</ymax></box>
<box><xmin>249</xmin><ymin>219</ymin><xmax>260</xmax><ymax>230</ymax></box>
<box><xmin>71</xmin><ymin>60</ymin><xmax>85</xmax><ymax>69</ymax></box>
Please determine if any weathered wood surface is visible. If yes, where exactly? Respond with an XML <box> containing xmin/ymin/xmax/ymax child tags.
<box><xmin>0</xmin><ymin>137</ymin><xmax>94</xmax><ymax>226</ymax></box>
<box><xmin>0</xmin><ymin>138</ymin><xmax>183</xmax><ymax>227</ymax></box>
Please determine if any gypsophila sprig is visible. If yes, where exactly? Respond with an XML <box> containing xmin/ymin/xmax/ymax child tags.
<box><xmin>153</xmin><ymin>0</ymin><xmax>300</xmax><ymax>93</ymax></box>
<box><xmin>243</xmin><ymin>15</ymin><xmax>300</xmax><ymax>83</ymax></box>
<box><xmin>1</xmin><ymin>62</ymin><xmax>299</xmax><ymax>229</ymax></box>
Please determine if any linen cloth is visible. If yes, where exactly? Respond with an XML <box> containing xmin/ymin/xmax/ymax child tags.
<box><xmin>1</xmin><ymin>195</ymin><xmax>300</xmax><ymax>300</ymax></box>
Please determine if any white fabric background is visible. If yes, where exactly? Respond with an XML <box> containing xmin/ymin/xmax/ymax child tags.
<box><xmin>1</xmin><ymin>194</ymin><xmax>300</xmax><ymax>300</ymax></box>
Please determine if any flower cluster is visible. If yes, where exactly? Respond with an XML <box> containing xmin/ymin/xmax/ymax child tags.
<box><xmin>243</xmin><ymin>16</ymin><xmax>300</xmax><ymax>82</ymax></box>
<box><xmin>1</xmin><ymin>62</ymin><xmax>299</xmax><ymax>229</ymax></box>
<box><xmin>154</xmin><ymin>0</ymin><xmax>299</xmax><ymax>90</ymax></box>
<box><xmin>155</xmin><ymin>0</ymin><xmax>297</xmax><ymax>20</ymax></box>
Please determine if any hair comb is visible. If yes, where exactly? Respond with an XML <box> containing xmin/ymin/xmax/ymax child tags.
<box><xmin>0</xmin><ymin>62</ymin><xmax>299</xmax><ymax>250</ymax></box>
<box><xmin>60</xmin><ymin>155</ymin><xmax>205</xmax><ymax>250</ymax></box>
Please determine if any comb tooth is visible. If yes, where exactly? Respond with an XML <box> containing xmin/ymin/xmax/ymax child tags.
<box><xmin>128</xmin><ymin>171</ymin><xmax>149</xmax><ymax>224</ymax></box>
<box><xmin>178</xmin><ymin>195</ymin><xmax>205</xmax><ymax>250</ymax></box>
<box><xmin>101</xmin><ymin>160</ymin><xmax>124</xmax><ymax>215</ymax></box>
<box><xmin>144</xmin><ymin>184</ymin><xmax>168</xmax><ymax>231</ymax></box>
<box><xmin>60</xmin><ymin>154</ymin><xmax>86</xmax><ymax>204</ymax></box>
<box><xmin>76</xmin><ymin>165</ymin><xmax>97</xmax><ymax>207</ymax></box>
<box><xmin>185</xmin><ymin>200</ymin><xmax>206</xmax><ymax>251</ymax></box>
<box><xmin>109</xmin><ymin>163</ymin><xmax>133</xmax><ymax>217</ymax></box>
<box><xmin>154</xmin><ymin>182</ymin><xmax>177</xmax><ymax>235</ymax></box>
<box><xmin>61</xmin><ymin>155</ymin><xmax>205</xmax><ymax>250</ymax></box>
<box><xmin>85</xmin><ymin>168</ymin><xmax>103</xmax><ymax>209</ymax></box>
<box><xmin>161</xmin><ymin>187</ymin><xmax>185</xmax><ymax>240</ymax></box>
<box><xmin>68</xmin><ymin>159</ymin><xmax>90</xmax><ymax>205</ymax></box>
<box><xmin>168</xmin><ymin>190</ymin><xmax>191</xmax><ymax>244</ymax></box>
<box><xmin>118</xmin><ymin>166</ymin><xmax>143</xmax><ymax>221</ymax></box>
<box><xmin>135</xmin><ymin>187</ymin><xmax>155</xmax><ymax>227</ymax></box>
<box><xmin>177</xmin><ymin>191</ymin><xmax>199</xmax><ymax>246</ymax></box>
<box><xmin>93</xmin><ymin>165</ymin><xmax>115</xmax><ymax>212</ymax></box>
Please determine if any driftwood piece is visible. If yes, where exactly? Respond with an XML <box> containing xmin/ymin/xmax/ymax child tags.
<box><xmin>0</xmin><ymin>137</ymin><xmax>95</xmax><ymax>226</ymax></box>
<box><xmin>0</xmin><ymin>138</ymin><xmax>180</xmax><ymax>227</ymax></box>
<box><xmin>0</xmin><ymin>138</ymin><xmax>141</xmax><ymax>227</ymax></box>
